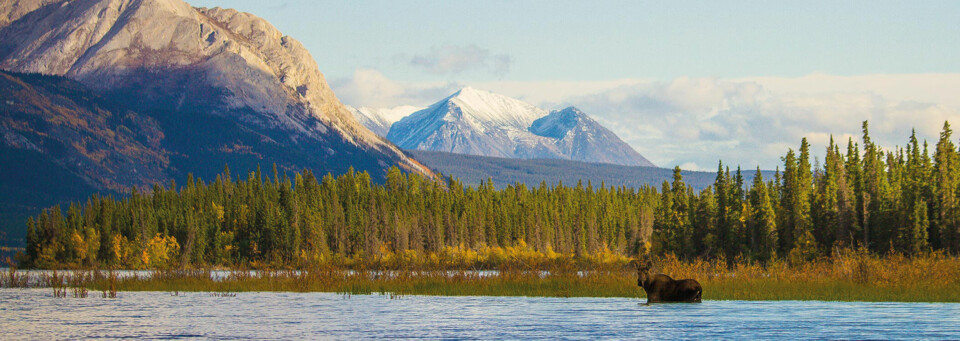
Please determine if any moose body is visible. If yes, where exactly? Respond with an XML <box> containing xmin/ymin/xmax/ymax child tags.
<box><xmin>637</xmin><ymin>262</ymin><xmax>702</xmax><ymax>303</ymax></box>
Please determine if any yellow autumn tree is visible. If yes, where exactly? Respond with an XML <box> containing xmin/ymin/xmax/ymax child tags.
<box><xmin>143</xmin><ymin>234</ymin><xmax>180</xmax><ymax>269</ymax></box>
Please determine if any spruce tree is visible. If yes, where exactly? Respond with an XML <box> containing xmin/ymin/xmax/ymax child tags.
<box><xmin>934</xmin><ymin>122</ymin><xmax>960</xmax><ymax>252</ymax></box>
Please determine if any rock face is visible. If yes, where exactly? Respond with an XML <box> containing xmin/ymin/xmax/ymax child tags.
<box><xmin>385</xmin><ymin>87</ymin><xmax>655</xmax><ymax>167</ymax></box>
<box><xmin>0</xmin><ymin>0</ymin><xmax>429</xmax><ymax>179</ymax></box>
<box><xmin>0</xmin><ymin>0</ymin><xmax>437</xmax><ymax>244</ymax></box>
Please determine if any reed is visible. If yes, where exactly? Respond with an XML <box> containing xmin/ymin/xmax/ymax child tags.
<box><xmin>69</xmin><ymin>270</ymin><xmax>89</xmax><ymax>298</ymax></box>
<box><xmin>16</xmin><ymin>248</ymin><xmax>960</xmax><ymax>302</ymax></box>
<box><xmin>1</xmin><ymin>265</ymin><xmax>30</xmax><ymax>288</ymax></box>
<box><xmin>47</xmin><ymin>270</ymin><xmax>67</xmax><ymax>298</ymax></box>
<box><xmin>98</xmin><ymin>270</ymin><xmax>118</xmax><ymax>298</ymax></box>
<box><xmin>81</xmin><ymin>268</ymin><xmax>639</xmax><ymax>298</ymax></box>
<box><xmin>77</xmin><ymin>266</ymin><xmax>958</xmax><ymax>302</ymax></box>
<box><xmin>650</xmin><ymin>248</ymin><xmax>960</xmax><ymax>302</ymax></box>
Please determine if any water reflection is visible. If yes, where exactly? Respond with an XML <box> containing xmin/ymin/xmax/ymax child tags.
<box><xmin>1</xmin><ymin>289</ymin><xmax>958</xmax><ymax>339</ymax></box>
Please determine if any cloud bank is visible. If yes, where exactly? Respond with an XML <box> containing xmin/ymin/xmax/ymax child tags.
<box><xmin>565</xmin><ymin>77</ymin><xmax>956</xmax><ymax>171</ymax></box>
<box><xmin>332</xmin><ymin>70</ymin><xmax>960</xmax><ymax>171</ymax></box>
<box><xmin>330</xmin><ymin>69</ymin><xmax>463</xmax><ymax>109</ymax></box>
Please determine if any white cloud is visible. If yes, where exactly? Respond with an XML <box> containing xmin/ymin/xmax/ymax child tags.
<box><xmin>679</xmin><ymin>162</ymin><xmax>704</xmax><ymax>172</ymax></box>
<box><xmin>330</xmin><ymin>69</ymin><xmax>462</xmax><ymax>108</ymax></box>
<box><xmin>465</xmin><ymin>79</ymin><xmax>648</xmax><ymax>107</ymax></box>
<box><xmin>740</xmin><ymin>73</ymin><xmax>960</xmax><ymax>108</ymax></box>
<box><xmin>566</xmin><ymin>78</ymin><xmax>958</xmax><ymax>169</ymax></box>
<box><xmin>331</xmin><ymin>70</ymin><xmax>960</xmax><ymax>170</ymax></box>
<box><xmin>408</xmin><ymin>44</ymin><xmax>512</xmax><ymax>76</ymax></box>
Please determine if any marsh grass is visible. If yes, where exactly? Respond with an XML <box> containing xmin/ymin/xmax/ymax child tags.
<box><xmin>655</xmin><ymin>248</ymin><xmax>960</xmax><ymax>302</ymax></box>
<box><xmin>47</xmin><ymin>270</ymin><xmax>67</xmax><ymax>298</ymax></box>
<box><xmin>17</xmin><ymin>248</ymin><xmax>960</xmax><ymax>302</ymax></box>
<box><xmin>81</xmin><ymin>268</ymin><xmax>641</xmax><ymax>299</ymax></box>
<box><xmin>85</xmin><ymin>271</ymin><xmax>956</xmax><ymax>302</ymax></box>
<box><xmin>1</xmin><ymin>265</ymin><xmax>30</xmax><ymax>288</ymax></box>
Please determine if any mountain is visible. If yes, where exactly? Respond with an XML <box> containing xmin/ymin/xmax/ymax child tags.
<box><xmin>348</xmin><ymin>105</ymin><xmax>419</xmax><ymax>137</ymax></box>
<box><xmin>387</xmin><ymin>87</ymin><xmax>559</xmax><ymax>159</ymax></box>
<box><xmin>0</xmin><ymin>0</ymin><xmax>432</xmax><ymax>245</ymax></box>
<box><xmin>409</xmin><ymin>150</ymin><xmax>726</xmax><ymax>191</ymax></box>
<box><xmin>0</xmin><ymin>0</ymin><xmax>428</xmax><ymax>177</ymax></box>
<box><xmin>385</xmin><ymin>87</ymin><xmax>654</xmax><ymax>166</ymax></box>
<box><xmin>531</xmin><ymin>107</ymin><xmax>655</xmax><ymax>167</ymax></box>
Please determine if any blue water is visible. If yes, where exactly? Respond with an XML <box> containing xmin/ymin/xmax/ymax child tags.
<box><xmin>1</xmin><ymin>288</ymin><xmax>958</xmax><ymax>339</ymax></box>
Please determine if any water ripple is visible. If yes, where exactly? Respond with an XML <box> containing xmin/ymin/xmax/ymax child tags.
<box><xmin>1</xmin><ymin>289</ymin><xmax>958</xmax><ymax>340</ymax></box>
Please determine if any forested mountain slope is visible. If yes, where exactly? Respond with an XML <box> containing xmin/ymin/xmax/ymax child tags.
<box><xmin>0</xmin><ymin>0</ymin><xmax>433</xmax><ymax>246</ymax></box>
<box><xmin>409</xmin><ymin>150</ymin><xmax>761</xmax><ymax>191</ymax></box>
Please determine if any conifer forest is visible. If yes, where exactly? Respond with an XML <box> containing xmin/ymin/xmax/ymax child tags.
<box><xmin>20</xmin><ymin>122</ymin><xmax>960</xmax><ymax>269</ymax></box>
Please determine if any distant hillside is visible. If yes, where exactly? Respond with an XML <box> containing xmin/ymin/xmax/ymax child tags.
<box><xmin>410</xmin><ymin>150</ymin><xmax>773</xmax><ymax>191</ymax></box>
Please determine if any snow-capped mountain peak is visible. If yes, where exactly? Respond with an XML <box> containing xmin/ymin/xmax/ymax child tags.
<box><xmin>383</xmin><ymin>89</ymin><xmax>655</xmax><ymax>167</ymax></box>
<box><xmin>387</xmin><ymin>87</ymin><xmax>552</xmax><ymax>158</ymax></box>
<box><xmin>444</xmin><ymin>87</ymin><xmax>547</xmax><ymax>129</ymax></box>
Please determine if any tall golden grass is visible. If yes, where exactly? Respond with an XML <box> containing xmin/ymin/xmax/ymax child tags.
<box><xmin>653</xmin><ymin>248</ymin><xmax>960</xmax><ymax>302</ymax></box>
<box><xmin>8</xmin><ymin>247</ymin><xmax>959</xmax><ymax>302</ymax></box>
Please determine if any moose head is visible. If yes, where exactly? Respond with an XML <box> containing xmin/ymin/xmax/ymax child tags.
<box><xmin>636</xmin><ymin>260</ymin><xmax>653</xmax><ymax>287</ymax></box>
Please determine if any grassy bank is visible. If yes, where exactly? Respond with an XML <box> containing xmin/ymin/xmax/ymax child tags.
<box><xmin>5</xmin><ymin>249</ymin><xmax>959</xmax><ymax>302</ymax></box>
<box><xmin>85</xmin><ymin>271</ymin><xmax>960</xmax><ymax>302</ymax></box>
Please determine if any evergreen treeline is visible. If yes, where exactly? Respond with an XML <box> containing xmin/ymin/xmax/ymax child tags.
<box><xmin>20</xmin><ymin>121</ymin><xmax>960</xmax><ymax>268</ymax></box>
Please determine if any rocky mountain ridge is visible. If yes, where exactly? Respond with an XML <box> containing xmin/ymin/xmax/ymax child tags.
<box><xmin>0</xmin><ymin>0</ymin><xmax>432</xmax><ymax>244</ymax></box>
<box><xmin>0</xmin><ymin>0</ymin><xmax>429</xmax><ymax>175</ymax></box>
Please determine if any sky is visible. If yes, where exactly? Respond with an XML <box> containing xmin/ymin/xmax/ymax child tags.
<box><xmin>189</xmin><ymin>0</ymin><xmax>960</xmax><ymax>170</ymax></box>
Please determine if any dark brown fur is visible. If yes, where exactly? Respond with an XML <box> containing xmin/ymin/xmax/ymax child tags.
<box><xmin>636</xmin><ymin>261</ymin><xmax>702</xmax><ymax>303</ymax></box>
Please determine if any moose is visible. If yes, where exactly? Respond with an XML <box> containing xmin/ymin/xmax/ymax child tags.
<box><xmin>636</xmin><ymin>260</ymin><xmax>702</xmax><ymax>303</ymax></box>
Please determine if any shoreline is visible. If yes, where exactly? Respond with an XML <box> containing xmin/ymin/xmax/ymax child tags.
<box><xmin>4</xmin><ymin>286</ymin><xmax>960</xmax><ymax>305</ymax></box>
<box><xmin>6</xmin><ymin>249</ymin><xmax>960</xmax><ymax>303</ymax></box>
<box><xmin>3</xmin><ymin>269</ymin><xmax>957</xmax><ymax>303</ymax></box>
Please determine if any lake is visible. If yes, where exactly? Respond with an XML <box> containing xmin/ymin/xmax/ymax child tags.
<box><xmin>1</xmin><ymin>289</ymin><xmax>958</xmax><ymax>339</ymax></box>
